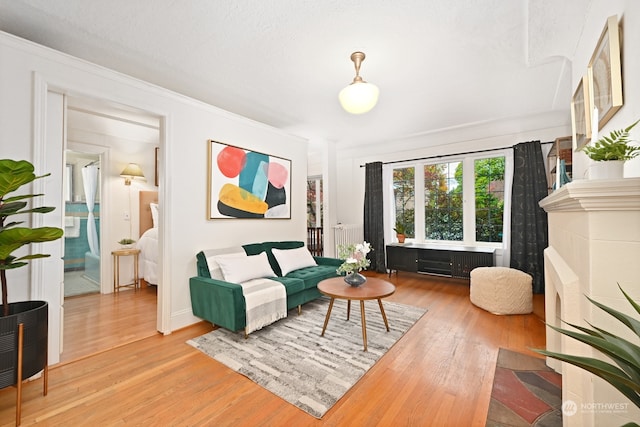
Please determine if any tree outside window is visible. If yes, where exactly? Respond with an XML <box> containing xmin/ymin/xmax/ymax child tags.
<box><xmin>424</xmin><ymin>162</ymin><xmax>463</xmax><ymax>241</ymax></box>
<box><xmin>391</xmin><ymin>154</ymin><xmax>506</xmax><ymax>245</ymax></box>
<box><xmin>475</xmin><ymin>157</ymin><xmax>505</xmax><ymax>242</ymax></box>
<box><xmin>392</xmin><ymin>167</ymin><xmax>415</xmax><ymax>238</ymax></box>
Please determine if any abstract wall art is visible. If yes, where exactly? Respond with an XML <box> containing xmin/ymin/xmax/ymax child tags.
<box><xmin>207</xmin><ymin>140</ymin><xmax>291</xmax><ymax>219</ymax></box>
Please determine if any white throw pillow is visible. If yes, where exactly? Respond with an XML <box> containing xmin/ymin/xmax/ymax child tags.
<box><xmin>272</xmin><ymin>246</ymin><xmax>317</xmax><ymax>276</ymax></box>
<box><xmin>207</xmin><ymin>251</ymin><xmax>246</xmax><ymax>280</ymax></box>
<box><xmin>216</xmin><ymin>252</ymin><xmax>276</xmax><ymax>283</ymax></box>
<box><xmin>150</xmin><ymin>203</ymin><xmax>159</xmax><ymax>228</ymax></box>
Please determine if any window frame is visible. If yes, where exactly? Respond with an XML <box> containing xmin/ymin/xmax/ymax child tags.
<box><xmin>384</xmin><ymin>149</ymin><xmax>513</xmax><ymax>251</ymax></box>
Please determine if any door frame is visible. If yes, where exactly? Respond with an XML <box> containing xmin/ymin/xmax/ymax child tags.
<box><xmin>65</xmin><ymin>142</ymin><xmax>111</xmax><ymax>295</ymax></box>
<box><xmin>32</xmin><ymin>73</ymin><xmax>169</xmax><ymax>365</ymax></box>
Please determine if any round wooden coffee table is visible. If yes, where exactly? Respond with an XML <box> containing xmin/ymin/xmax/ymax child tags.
<box><xmin>317</xmin><ymin>277</ymin><xmax>396</xmax><ymax>351</ymax></box>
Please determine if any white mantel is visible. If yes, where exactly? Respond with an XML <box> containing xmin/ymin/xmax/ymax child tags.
<box><xmin>539</xmin><ymin>178</ymin><xmax>640</xmax><ymax>426</ymax></box>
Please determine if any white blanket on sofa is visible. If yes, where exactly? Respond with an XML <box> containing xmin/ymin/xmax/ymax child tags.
<box><xmin>240</xmin><ymin>278</ymin><xmax>287</xmax><ymax>334</ymax></box>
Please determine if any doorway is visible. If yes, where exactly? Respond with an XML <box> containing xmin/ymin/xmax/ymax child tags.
<box><xmin>63</xmin><ymin>150</ymin><xmax>101</xmax><ymax>297</ymax></box>
<box><xmin>60</xmin><ymin>95</ymin><xmax>161</xmax><ymax>363</ymax></box>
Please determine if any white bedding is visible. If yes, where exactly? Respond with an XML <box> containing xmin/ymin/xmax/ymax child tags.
<box><xmin>137</xmin><ymin>227</ymin><xmax>158</xmax><ymax>285</ymax></box>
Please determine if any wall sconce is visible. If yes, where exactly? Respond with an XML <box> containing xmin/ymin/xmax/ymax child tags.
<box><xmin>339</xmin><ymin>51</ymin><xmax>379</xmax><ymax>114</ymax></box>
<box><xmin>120</xmin><ymin>163</ymin><xmax>146</xmax><ymax>186</ymax></box>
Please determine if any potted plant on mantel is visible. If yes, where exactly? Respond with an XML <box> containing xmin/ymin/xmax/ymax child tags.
<box><xmin>0</xmin><ymin>159</ymin><xmax>63</xmax><ymax>424</ymax></box>
<box><xmin>583</xmin><ymin>119</ymin><xmax>640</xmax><ymax>179</ymax></box>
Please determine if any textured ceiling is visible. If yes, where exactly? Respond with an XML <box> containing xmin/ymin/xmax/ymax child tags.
<box><xmin>0</xmin><ymin>0</ymin><xmax>590</xmax><ymax>147</ymax></box>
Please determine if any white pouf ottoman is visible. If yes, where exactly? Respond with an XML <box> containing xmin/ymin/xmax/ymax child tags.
<box><xmin>469</xmin><ymin>267</ymin><xmax>533</xmax><ymax>315</ymax></box>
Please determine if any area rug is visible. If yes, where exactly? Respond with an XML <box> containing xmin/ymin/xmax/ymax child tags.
<box><xmin>486</xmin><ymin>348</ymin><xmax>562</xmax><ymax>427</ymax></box>
<box><xmin>187</xmin><ymin>297</ymin><xmax>427</xmax><ymax>418</ymax></box>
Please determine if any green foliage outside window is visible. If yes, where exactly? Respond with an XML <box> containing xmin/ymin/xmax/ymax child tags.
<box><xmin>392</xmin><ymin>156</ymin><xmax>505</xmax><ymax>243</ymax></box>
<box><xmin>475</xmin><ymin>157</ymin><xmax>505</xmax><ymax>242</ymax></box>
<box><xmin>393</xmin><ymin>167</ymin><xmax>415</xmax><ymax>238</ymax></box>
<box><xmin>424</xmin><ymin>162</ymin><xmax>463</xmax><ymax>240</ymax></box>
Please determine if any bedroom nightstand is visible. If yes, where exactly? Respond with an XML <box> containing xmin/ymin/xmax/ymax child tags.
<box><xmin>111</xmin><ymin>248</ymin><xmax>141</xmax><ymax>293</ymax></box>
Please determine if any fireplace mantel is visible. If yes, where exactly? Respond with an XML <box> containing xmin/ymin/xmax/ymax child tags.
<box><xmin>539</xmin><ymin>177</ymin><xmax>640</xmax><ymax>212</ymax></box>
<box><xmin>540</xmin><ymin>177</ymin><xmax>640</xmax><ymax>426</ymax></box>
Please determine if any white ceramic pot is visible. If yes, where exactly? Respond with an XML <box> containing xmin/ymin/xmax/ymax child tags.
<box><xmin>589</xmin><ymin>160</ymin><xmax>624</xmax><ymax>179</ymax></box>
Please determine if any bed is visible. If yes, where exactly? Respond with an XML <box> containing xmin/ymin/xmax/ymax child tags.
<box><xmin>137</xmin><ymin>190</ymin><xmax>159</xmax><ymax>287</ymax></box>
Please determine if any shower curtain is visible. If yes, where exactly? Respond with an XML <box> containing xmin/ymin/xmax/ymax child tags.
<box><xmin>82</xmin><ymin>164</ymin><xmax>99</xmax><ymax>256</ymax></box>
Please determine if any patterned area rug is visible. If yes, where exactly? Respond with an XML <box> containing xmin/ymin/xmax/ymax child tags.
<box><xmin>187</xmin><ymin>296</ymin><xmax>427</xmax><ymax>418</ymax></box>
<box><xmin>486</xmin><ymin>348</ymin><xmax>562</xmax><ymax>426</ymax></box>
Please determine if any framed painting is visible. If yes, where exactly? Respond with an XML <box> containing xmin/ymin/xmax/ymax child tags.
<box><xmin>207</xmin><ymin>140</ymin><xmax>291</xmax><ymax>219</ymax></box>
<box><xmin>588</xmin><ymin>15</ymin><xmax>623</xmax><ymax>129</ymax></box>
<box><xmin>154</xmin><ymin>147</ymin><xmax>159</xmax><ymax>186</ymax></box>
<box><xmin>571</xmin><ymin>75</ymin><xmax>592</xmax><ymax>151</ymax></box>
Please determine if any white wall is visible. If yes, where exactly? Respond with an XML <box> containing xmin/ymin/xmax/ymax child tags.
<box><xmin>332</xmin><ymin>110</ymin><xmax>572</xmax><ymax>229</ymax></box>
<box><xmin>0</xmin><ymin>31</ymin><xmax>309</xmax><ymax>342</ymax></box>
<box><xmin>571</xmin><ymin>0</ymin><xmax>640</xmax><ymax>179</ymax></box>
<box><xmin>559</xmin><ymin>1</ymin><xmax>640</xmax><ymax>425</ymax></box>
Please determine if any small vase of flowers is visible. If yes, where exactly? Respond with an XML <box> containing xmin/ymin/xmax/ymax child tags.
<box><xmin>336</xmin><ymin>241</ymin><xmax>371</xmax><ymax>287</ymax></box>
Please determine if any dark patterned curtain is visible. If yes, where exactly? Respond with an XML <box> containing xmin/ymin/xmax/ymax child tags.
<box><xmin>510</xmin><ymin>141</ymin><xmax>548</xmax><ymax>294</ymax></box>
<box><xmin>364</xmin><ymin>162</ymin><xmax>386</xmax><ymax>273</ymax></box>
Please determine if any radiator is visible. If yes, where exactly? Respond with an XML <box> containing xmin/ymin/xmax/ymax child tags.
<box><xmin>450</xmin><ymin>251</ymin><xmax>494</xmax><ymax>278</ymax></box>
<box><xmin>333</xmin><ymin>224</ymin><xmax>364</xmax><ymax>254</ymax></box>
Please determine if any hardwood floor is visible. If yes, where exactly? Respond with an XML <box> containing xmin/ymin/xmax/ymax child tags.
<box><xmin>0</xmin><ymin>272</ymin><xmax>545</xmax><ymax>426</ymax></box>
<box><xmin>59</xmin><ymin>285</ymin><xmax>159</xmax><ymax>364</ymax></box>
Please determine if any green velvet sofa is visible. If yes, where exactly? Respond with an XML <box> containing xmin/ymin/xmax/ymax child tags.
<box><xmin>189</xmin><ymin>241</ymin><xmax>342</xmax><ymax>333</ymax></box>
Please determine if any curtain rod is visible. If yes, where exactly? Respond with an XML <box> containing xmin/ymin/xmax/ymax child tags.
<box><xmin>359</xmin><ymin>140</ymin><xmax>553</xmax><ymax>167</ymax></box>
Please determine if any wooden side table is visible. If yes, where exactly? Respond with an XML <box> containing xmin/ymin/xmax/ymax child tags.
<box><xmin>111</xmin><ymin>248</ymin><xmax>141</xmax><ymax>293</ymax></box>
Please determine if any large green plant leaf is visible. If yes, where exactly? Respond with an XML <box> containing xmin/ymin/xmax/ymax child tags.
<box><xmin>0</xmin><ymin>227</ymin><xmax>64</xmax><ymax>265</ymax></box>
<box><xmin>0</xmin><ymin>159</ymin><xmax>48</xmax><ymax>198</ymax></box>
<box><xmin>535</xmin><ymin>349</ymin><xmax>640</xmax><ymax>408</ymax></box>
<box><xmin>533</xmin><ymin>286</ymin><xmax>640</xmax><ymax>411</ymax></box>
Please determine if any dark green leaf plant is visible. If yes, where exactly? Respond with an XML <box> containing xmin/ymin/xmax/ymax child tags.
<box><xmin>533</xmin><ymin>284</ymin><xmax>640</xmax><ymax>426</ymax></box>
<box><xmin>0</xmin><ymin>159</ymin><xmax>64</xmax><ymax>316</ymax></box>
<box><xmin>393</xmin><ymin>220</ymin><xmax>406</xmax><ymax>235</ymax></box>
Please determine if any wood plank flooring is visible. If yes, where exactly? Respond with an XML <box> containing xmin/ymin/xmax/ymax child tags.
<box><xmin>60</xmin><ymin>285</ymin><xmax>159</xmax><ymax>364</ymax></box>
<box><xmin>0</xmin><ymin>272</ymin><xmax>546</xmax><ymax>426</ymax></box>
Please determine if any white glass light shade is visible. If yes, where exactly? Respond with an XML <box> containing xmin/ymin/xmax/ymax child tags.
<box><xmin>339</xmin><ymin>81</ymin><xmax>379</xmax><ymax>114</ymax></box>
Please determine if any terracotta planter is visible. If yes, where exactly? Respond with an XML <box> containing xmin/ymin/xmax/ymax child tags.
<box><xmin>397</xmin><ymin>233</ymin><xmax>406</xmax><ymax>244</ymax></box>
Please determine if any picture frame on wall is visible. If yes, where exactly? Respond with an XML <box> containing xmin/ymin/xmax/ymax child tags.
<box><xmin>571</xmin><ymin>75</ymin><xmax>592</xmax><ymax>151</ymax></box>
<box><xmin>588</xmin><ymin>15</ymin><xmax>623</xmax><ymax>129</ymax></box>
<box><xmin>154</xmin><ymin>147</ymin><xmax>159</xmax><ymax>186</ymax></box>
<box><xmin>207</xmin><ymin>140</ymin><xmax>291</xmax><ymax>219</ymax></box>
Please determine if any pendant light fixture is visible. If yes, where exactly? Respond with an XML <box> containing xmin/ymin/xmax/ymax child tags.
<box><xmin>338</xmin><ymin>51</ymin><xmax>379</xmax><ymax>114</ymax></box>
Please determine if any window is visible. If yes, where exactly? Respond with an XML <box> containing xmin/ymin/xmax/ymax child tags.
<box><xmin>424</xmin><ymin>161</ymin><xmax>463</xmax><ymax>241</ymax></box>
<box><xmin>475</xmin><ymin>157</ymin><xmax>505</xmax><ymax>242</ymax></box>
<box><xmin>64</xmin><ymin>164</ymin><xmax>73</xmax><ymax>202</ymax></box>
<box><xmin>392</xmin><ymin>167</ymin><xmax>415</xmax><ymax>237</ymax></box>
<box><xmin>390</xmin><ymin>153</ymin><xmax>508</xmax><ymax>246</ymax></box>
<box><xmin>307</xmin><ymin>177</ymin><xmax>323</xmax><ymax>228</ymax></box>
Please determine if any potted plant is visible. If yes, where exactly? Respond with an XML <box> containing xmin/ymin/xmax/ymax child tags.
<box><xmin>394</xmin><ymin>221</ymin><xmax>406</xmax><ymax>244</ymax></box>
<box><xmin>583</xmin><ymin>119</ymin><xmax>639</xmax><ymax>179</ymax></box>
<box><xmin>118</xmin><ymin>238</ymin><xmax>136</xmax><ymax>249</ymax></box>
<box><xmin>534</xmin><ymin>285</ymin><xmax>640</xmax><ymax>414</ymax></box>
<box><xmin>0</xmin><ymin>159</ymin><xmax>63</xmax><ymax>422</ymax></box>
